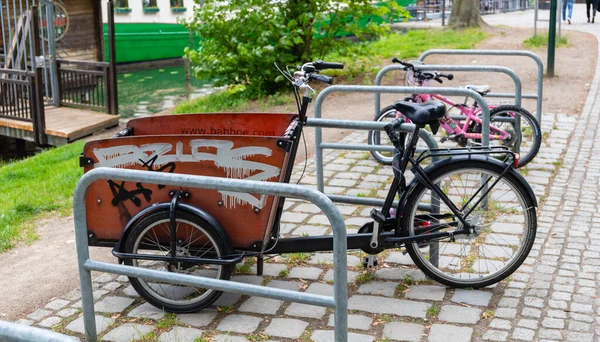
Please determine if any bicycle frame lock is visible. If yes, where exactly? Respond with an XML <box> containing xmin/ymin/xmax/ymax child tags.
<box><xmin>373</xmin><ymin>64</ymin><xmax>523</xmax><ymax>119</ymax></box>
<box><xmin>73</xmin><ymin>168</ymin><xmax>349</xmax><ymax>342</ymax></box>
<box><xmin>417</xmin><ymin>49</ymin><xmax>544</xmax><ymax>123</ymax></box>
<box><xmin>310</xmin><ymin>85</ymin><xmax>490</xmax><ymax>194</ymax></box>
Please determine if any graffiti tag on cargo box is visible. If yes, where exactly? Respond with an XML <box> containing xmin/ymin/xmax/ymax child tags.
<box><xmin>93</xmin><ymin>140</ymin><xmax>281</xmax><ymax>209</ymax></box>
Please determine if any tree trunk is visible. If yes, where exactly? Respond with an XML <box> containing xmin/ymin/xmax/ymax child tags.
<box><xmin>448</xmin><ymin>0</ymin><xmax>486</xmax><ymax>28</ymax></box>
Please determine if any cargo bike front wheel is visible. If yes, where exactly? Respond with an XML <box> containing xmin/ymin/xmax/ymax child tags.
<box><xmin>123</xmin><ymin>209</ymin><xmax>233</xmax><ymax>313</ymax></box>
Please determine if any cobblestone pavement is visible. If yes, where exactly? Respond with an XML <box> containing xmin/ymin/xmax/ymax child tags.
<box><xmin>13</xmin><ymin>107</ymin><xmax>578</xmax><ymax>341</ymax></box>
<box><xmin>12</xmin><ymin>8</ymin><xmax>600</xmax><ymax>342</ymax></box>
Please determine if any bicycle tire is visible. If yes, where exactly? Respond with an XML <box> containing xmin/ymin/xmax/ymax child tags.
<box><xmin>487</xmin><ymin>105</ymin><xmax>542</xmax><ymax>168</ymax></box>
<box><xmin>401</xmin><ymin>158</ymin><xmax>537</xmax><ymax>288</ymax></box>
<box><xmin>124</xmin><ymin>209</ymin><xmax>232</xmax><ymax>313</ymax></box>
<box><xmin>368</xmin><ymin>105</ymin><xmax>397</xmax><ymax>165</ymax></box>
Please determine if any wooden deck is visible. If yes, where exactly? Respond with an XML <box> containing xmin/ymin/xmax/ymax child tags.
<box><xmin>0</xmin><ymin>106</ymin><xmax>119</xmax><ymax>146</ymax></box>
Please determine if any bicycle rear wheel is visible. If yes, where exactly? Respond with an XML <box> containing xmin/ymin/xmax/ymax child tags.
<box><xmin>368</xmin><ymin>106</ymin><xmax>397</xmax><ymax>165</ymax></box>
<box><xmin>401</xmin><ymin>159</ymin><xmax>537</xmax><ymax>288</ymax></box>
<box><xmin>487</xmin><ymin>105</ymin><xmax>542</xmax><ymax>168</ymax></box>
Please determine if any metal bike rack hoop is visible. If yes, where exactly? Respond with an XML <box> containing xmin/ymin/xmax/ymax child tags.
<box><xmin>373</xmin><ymin>64</ymin><xmax>524</xmax><ymax>119</ymax></box>
<box><xmin>417</xmin><ymin>49</ymin><xmax>544</xmax><ymax>122</ymax></box>
<box><xmin>74</xmin><ymin>168</ymin><xmax>349</xmax><ymax>342</ymax></box>
<box><xmin>312</xmin><ymin>85</ymin><xmax>490</xmax><ymax>193</ymax></box>
<box><xmin>0</xmin><ymin>320</ymin><xmax>78</xmax><ymax>342</ymax></box>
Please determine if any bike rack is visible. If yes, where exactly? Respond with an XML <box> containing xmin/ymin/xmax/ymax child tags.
<box><xmin>417</xmin><ymin>49</ymin><xmax>544</xmax><ymax>122</ymax></box>
<box><xmin>309</xmin><ymin>85</ymin><xmax>491</xmax><ymax>194</ymax></box>
<box><xmin>74</xmin><ymin>168</ymin><xmax>349</xmax><ymax>342</ymax></box>
<box><xmin>0</xmin><ymin>320</ymin><xmax>78</xmax><ymax>342</ymax></box>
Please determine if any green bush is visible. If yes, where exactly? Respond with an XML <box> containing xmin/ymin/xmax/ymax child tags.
<box><xmin>183</xmin><ymin>0</ymin><xmax>407</xmax><ymax>97</ymax></box>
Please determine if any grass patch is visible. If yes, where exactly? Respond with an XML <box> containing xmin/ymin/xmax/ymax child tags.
<box><xmin>523</xmin><ymin>33</ymin><xmax>568</xmax><ymax>48</ymax></box>
<box><xmin>355</xmin><ymin>271</ymin><xmax>376</xmax><ymax>284</ymax></box>
<box><xmin>156</xmin><ymin>313</ymin><xmax>178</xmax><ymax>330</ymax></box>
<box><xmin>175</xmin><ymin>28</ymin><xmax>487</xmax><ymax>113</ymax></box>
<box><xmin>0</xmin><ymin>141</ymin><xmax>85</xmax><ymax>252</ymax></box>
<box><xmin>426</xmin><ymin>303</ymin><xmax>440</xmax><ymax>319</ymax></box>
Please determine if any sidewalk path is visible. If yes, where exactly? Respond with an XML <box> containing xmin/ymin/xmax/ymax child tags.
<box><xmin>9</xmin><ymin>8</ymin><xmax>600</xmax><ymax>342</ymax></box>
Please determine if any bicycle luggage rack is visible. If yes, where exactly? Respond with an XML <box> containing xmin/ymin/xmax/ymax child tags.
<box><xmin>74</xmin><ymin>169</ymin><xmax>349</xmax><ymax>342</ymax></box>
<box><xmin>417</xmin><ymin>49</ymin><xmax>544</xmax><ymax>123</ymax></box>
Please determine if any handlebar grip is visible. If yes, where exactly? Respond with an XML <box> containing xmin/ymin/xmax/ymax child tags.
<box><xmin>391</xmin><ymin>56</ymin><xmax>401</xmax><ymax>64</ymax></box>
<box><xmin>392</xmin><ymin>57</ymin><xmax>414</xmax><ymax>70</ymax></box>
<box><xmin>439</xmin><ymin>73</ymin><xmax>454</xmax><ymax>80</ymax></box>
<box><xmin>314</xmin><ymin>60</ymin><xmax>344</xmax><ymax>70</ymax></box>
<box><xmin>309</xmin><ymin>73</ymin><xmax>334</xmax><ymax>84</ymax></box>
<box><xmin>434</xmin><ymin>77</ymin><xmax>443</xmax><ymax>84</ymax></box>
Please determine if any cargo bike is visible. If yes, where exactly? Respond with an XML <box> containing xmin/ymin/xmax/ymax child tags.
<box><xmin>80</xmin><ymin>61</ymin><xmax>538</xmax><ymax>313</ymax></box>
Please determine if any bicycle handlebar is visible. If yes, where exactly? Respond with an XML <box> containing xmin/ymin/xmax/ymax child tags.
<box><xmin>309</xmin><ymin>73</ymin><xmax>333</xmax><ymax>84</ymax></box>
<box><xmin>391</xmin><ymin>57</ymin><xmax>454</xmax><ymax>83</ymax></box>
<box><xmin>313</xmin><ymin>60</ymin><xmax>344</xmax><ymax>70</ymax></box>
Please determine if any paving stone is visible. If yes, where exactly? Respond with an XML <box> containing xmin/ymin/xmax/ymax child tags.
<box><xmin>94</xmin><ymin>274</ymin><xmax>114</xmax><ymax>283</ymax></box>
<box><xmin>482</xmin><ymin>330</ymin><xmax>509</xmax><ymax>341</ymax></box>
<box><xmin>357</xmin><ymin>281</ymin><xmax>398</xmax><ymax>297</ymax></box>
<box><xmin>309</xmin><ymin>253</ymin><xmax>361</xmax><ymax>267</ymax></box>
<box><xmin>216</xmin><ymin>314</ymin><xmax>261</xmax><ymax>334</ymax></box>
<box><xmin>212</xmin><ymin>292</ymin><xmax>241</xmax><ymax>307</ymax></box>
<box><xmin>518</xmin><ymin>319</ymin><xmax>538</xmax><ymax>329</ymax></box>
<box><xmin>292</xmin><ymin>225</ymin><xmax>327</xmax><ymax>236</ymax></box>
<box><xmin>566</xmin><ymin>332</ymin><xmax>593</xmax><ymax>342</ymax></box>
<box><xmin>539</xmin><ymin>329</ymin><xmax>563</xmax><ymax>340</ymax></box>
<box><xmin>569</xmin><ymin>320</ymin><xmax>591</xmax><ymax>332</ymax></box>
<box><xmin>27</xmin><ymin>308</ymin><xmax>52</xmax><ymax>321</ymax></box>
<box><xmin>428</xmin><ymin>324</ymin><xmax>473</xmax><ymax>342</ymax></box>
<box><xmin>542</xmin><ymin>317</ymin><xmax>565</xmax><ymax>329</ymax></box>
<box><xmin>103</xmin><ymin>282</ymin><xmax>123</xmax><ymax>291</ymax></box>
<box><xmin>348</xmin><ymin>295</ymin><xmax>430</xmax><ymax>318</ymax></box>
<box><xmin>375</xmin><ymin>268</ymin><xmax>427</xmax><ymax>281</ymax></box>
<box><xmin>158</xmin><ymin>326</ymin><xmax>203</xmax><ymax>342</ymax></box>
<box><xmin>264</xmin><ymin>318</ymin><xmax>309</xmax><ymax>338</ymax></box>
<box><xmin>212</xmin><ymin>335</ymin><xmax>250</xmax><ymax>342</ymax></box>
<box><xmin>122</xmin><ymin>285</ymin><xmax>140</xmax><ymax>298</ymax></box>
<box><xmin>328</xmin><ymin>314</ymin><xmax>373</xmax><ymax>331</ymax></box>
<box><xmin>288</xmin><ymin>266</ymin><xmax>323</xmax><ymax>279</ymax></box>
<box><xmin>238</xmin><ymin>296</ymin><xmax>282</xmax><ymax>315</ymax></box>
<box><xmin>265</xmin><ymin>280</ymin><xmax>303</xmax><ymax>291</ymax></box>
<box><xmin>489</xmin><ymin>319</ymin><xmax>512</xmax><ymax>330</ymax></box>
<box><xmin>45</xmin><ymin>299</ymin><xmax>70</xmax><ymax>311</ymax></box>
<box><xmin>382</xmin><ymin>322</ymin><xmax>425</xmax><ymax>341</ymax></box>
<box><xmin>323</xmin><ymin>269</ymin><xmax>358</xmax><ymax>283</ymax></box>
<box><xmin>405</xmin><ymin>285</ymin><xmax>446</xmax><ymax>301</ymax></box>
<box><xmin>438</xmin><ymin>305</ymin><xmax>482</xmax><ymax>324</ymax></box>
<box><xmin>177</xmin><ymin>310</ymin><xmax>218</xmax><ymax>327</ymax></box>
<box><xmin>494</xmin><ymin>308</ymin><xmax>517</xmax><ymax>319</ymax></box>
<box><xmin>511</xmin><ymin>328</ymin><xmax>535</xmax><ymax>341</ymax></box>
<box><xmin>293</xmin><ymin>203</ymin><xmax>322</xmax><ymax>213</ymax></box>
<box><xmin>55</xmin><ymin>308</ymin><xmax>79</xmax><ymax>318</ymax></box>
<box><xmin>15</xmin><ymin>319</ymin><xmax>33</xmax><ymax>326</ymax></box>
<box><xmin>451</xmin><ymin>289</ymin><xmax>493</xmax><ymax>306</ymax></box>
<box><xmin>37</xmin><ymin>316</ymin><xmax>62</xmax><ymax>328</ymax></box>
<box><xmin>280</xmin><ymin>212</ymin><xmax>308</xmax><ymax>223</ymax></box>
<box><xmin>250</xmin><ymin>263</ymin><xmax>287</xmax><ymax>277</ymax></box>
<box><xmin>65</xmin><ymin>315</ymin><xmax>114</xmax><ymax>335</ymax></box>
<box><xmin>61</xmin><ymin>289</ymin><xmax>82</xmax><ymax>301</ymax></box>
<box><xmin>311</xmin><ymin>330</ymin><xmax>375</xmax><ymax>342</ymax></box>
<box><xmin>94</xmin><ymin>296</ymin><xmax>135</xmax><ymax>313</ymax></box>
<box><xmin>232</xmin><ymin>275</ymin><xmax>264</xmax><ymax>285</ymax></box>
<box><xmin>127</xmin><ymin>302</ymin><xmax>165</xmax><ymax>320</ymax></box>
<box><xmin>102</xmin><ymin>323</ymin><xmax>154</xmax><ymax>342</ymax></box>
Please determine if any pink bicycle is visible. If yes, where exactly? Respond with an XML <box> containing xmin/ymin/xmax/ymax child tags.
<box><xmin>369</xmin><ymin>58</ymin><xmax>542</xmax><ymax>168</ymax></box>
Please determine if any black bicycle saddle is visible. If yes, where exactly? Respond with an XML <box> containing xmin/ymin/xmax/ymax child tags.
<box><xmin>392</xmin><ymin>100</ymin><xmax>446</xmax><ymax>134</ymax></box>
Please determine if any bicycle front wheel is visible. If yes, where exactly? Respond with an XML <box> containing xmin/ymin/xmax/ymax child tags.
<box><xmin>402</xmin><ymin>159</ymin><xmax>537</xmax><ymax>288</ymax></box>
<box><xmin>488</xmin><ymin>105</ymin><xmax>542</xmax><ymax>168</ymax></box>
<box><xmin>124</xmin><ymin>210</ymin><xmax>232</xmax><ymax>313</ymax></box>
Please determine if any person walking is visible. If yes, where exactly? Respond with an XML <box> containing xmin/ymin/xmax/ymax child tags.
<box><xmin>586</xmin><ymin>0</ymin><xmax>597</xmax><ymax>22</ymax></box>
<box><xmin>563</xmin><ymin>0</ymin><xmax>574</xmax><ymax>24</ymax></box>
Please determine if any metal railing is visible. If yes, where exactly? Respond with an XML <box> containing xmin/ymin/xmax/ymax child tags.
<box><xmin>417</xmin><ymin>49</ymin><xmax>544</xmax><ymax>122</ymax></box>
<box><xmin>74</xmin><ymin>168</ymin><xmax>349</xmax><ymax>342</ymax></box>
<box><xmin>0</xmin><ymin>68</ymin><xmax>46</xmax><ymax>145</ymax></box>
<box><xmin>0</xmin><ymin>320</ymin><xmax>77</xmax><ymax>342</ymax></box>
<box><xmin>56</xmin><ymin>59</ymin><xmax>113</xmax><ymax>112</ymax></box>
<box><xmin>311</xmin><ymin>85</ymin><xmax>490</xmax><ymax>194</ymax></box>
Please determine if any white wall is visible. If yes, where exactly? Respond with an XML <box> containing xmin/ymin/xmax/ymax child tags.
<box><xmin>101</xmin><ymin>0</ymin><xmax>198</xmax><ymax>24</ymax></box>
